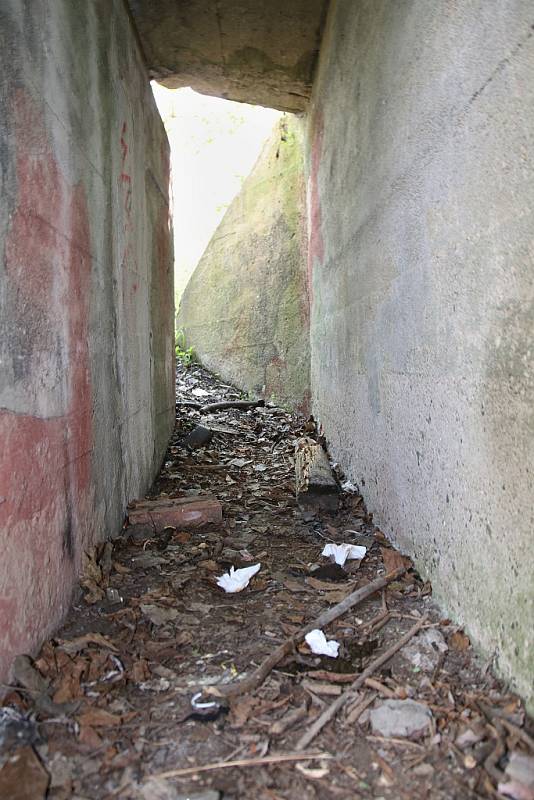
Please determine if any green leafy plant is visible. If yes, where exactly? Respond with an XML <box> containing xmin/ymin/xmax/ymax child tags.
<box><xmin>175</xmin><ymin>328</ymin><xmax>195</xmax><ymax>367</ymax></box>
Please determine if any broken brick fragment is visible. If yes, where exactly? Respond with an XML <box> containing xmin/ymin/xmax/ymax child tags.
<box><xmin>128</xmin><ymin>495</ymin><xmax>222</xmax><ymax>531</ymax></box>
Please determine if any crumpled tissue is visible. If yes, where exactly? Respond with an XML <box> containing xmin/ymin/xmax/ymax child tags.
<box><xmin>321</xmin><ymin>543</ymin><xmax>367</xmax><ymax>566</ymax></box>
<box><xmin>216</xmin><ymin>563</ymin><xmax>261</xmax><ymax>593</ymax></box>
<box><xmin>305</xmin><ymin>629</ymin><xmax>340</xmax><ymax>658</ymax></box>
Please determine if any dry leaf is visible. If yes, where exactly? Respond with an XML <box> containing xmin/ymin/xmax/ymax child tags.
<box><xmin>306</xmin><ymin>576</ymin><xmax>354</xmax><ymax>592</ymax></box>
<box><xmin>86</xmin><ymin>650</ymin><xmax>112</xmax><ymax>682</ymax></box>
<box><xmin>381</xmin><ymin>547</ymin><xmax>411</xmax><ymax>573</ymax></box>
<box><xmin>140</xmin><ymin>604</ymin><xmax>179</xmax><ymax>625</ymax></box>
<box><xmin>229</xmin><ymin>696</ymin><xmax>259</xmax><ymax>727</ymax></box>
<box><xmin>33</xmin><ymin>642</ymin><xmax>57</xmax><ymax>679</ymax></box>
<box><xmin>52</xmin><ymin>659</ymin><xmax>86</xmax><ymax>703</ymax></box>
<box><xmin>0</xmin><ymin>746</ymin><xmax>49</xmax><ymax>800</ymax></box>
<box><xmin>131</xmin><ymin>658</ymin><xmax>151</xmax><ymax>683</ymax></box>
<box><xmin>80</xmin><ymin>578</ymin><xmax>105</xmax><ymax>604</ymax></box>
<box><xmin>198</xmin><ymin>559</ymin><xmax>219</xmax><ymax>572</ymax></box>
<box><xmin>81</xmin><ymin>549</ymin><xmax>103</xmax><ymax>584</ymax></box>
<box><xmin>78</xmin><ymin>725</ymin><xmax>103</xmax><ymax>748</ymax></box>
<box><xmin>324</xmin><ymin>587</ymin><xmax>354</xmax><ymax>604</ymax></box>
<box><xmin>283</xmin><ymin>578</ymin><xmax>310</xmax><ymax>593</ymax></box>
<box><xmin>112</xmin><ymin>561</ymin><xmax>131</xmax><ymax>574</ymax></box>
<box><xmin>449</xmin><ymin>631</ymin><xmax>470</xmax><ymax>651</ymax></box>
<box><xmin>77</xmin><ymin>707</ymin><xmax>122</xmax><ymax>727</ymax></box>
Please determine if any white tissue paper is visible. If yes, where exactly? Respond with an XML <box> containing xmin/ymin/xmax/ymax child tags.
<box><xmin>305</xmin><ymin>629</ymin><xmax>340</xmax><ymax>658</ymax></box>
<box><xmin>321</xmin><ymin>543</ymin><xmax>367</xmax><ymax>566</ymax></box>
<box><xmin>216</xmin><ymin>563</ymin><xmax>261</xmax><ymax>593</ymax></box>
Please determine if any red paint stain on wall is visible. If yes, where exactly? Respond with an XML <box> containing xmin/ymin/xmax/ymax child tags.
<box><xmin>307</xmin><ymin>110</ymin><xmax>325</xmax><ymax>305</ymax></box>
<box><xmin>0</xmin><ymin>89</ymin><xmax>93</xmax><ymax>678</ymax></box>
<box><xmin>120</xmin><ymin>121</ymin><xmax>133</xmax><ymax>220</ymax></box>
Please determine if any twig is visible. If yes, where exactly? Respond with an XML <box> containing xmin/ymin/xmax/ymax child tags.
<box><xmin>484</xmin><ymin>722</ymin><xmax>506</xmax><ymax>785</ymax></box>
<box><xmin>361</xmin><ymin>610</ymin><xmax>389</xmax><ymax>631</ymax></box>
<box><xmin>501</xmin><ymin>718</ymin><xmax>534</xmax><ymax>751</ymax></box>
<box><xmin>364</xmin><ymin>677</ymin><xmax>396</xmax><ymax>698</ymax></box>
<box><xmin>367</xmin><ymin>735</ymin><xmax>425</xmax><ymax>750</ymax></box>
<box><xmin>200</xmin><ymin>399</ymin><xmax>265</xmax><ymax>413</ymax></box>
<box><xmin>372</xmin><ymin>614</ymin><xmax>393</xmax><ymax>634</ymax></box>
<box><xmin>296</xmin><ymin>616</ymin><xmax>427</xmax><ymax>750</ymax></box>
<box><xmin>345</xmin><ymin>691</ymin><xmax>377</xmax><ymax>725</ymax></box>
<box><xmin>431</xmin><ymin>650</ymin><xmax>447</xmax><ymax>684</ymax></box>
<box><xmin>146</xmin><ymin>751</ymin><xmax>332</xmax><ymax>780</ymax></box>
<box><xmin>478</xmin><ymin>701</ymin><xmax>534</xmax><ymax>751</ymax></box>
<box><xmin>207</xmin><ymin>568</ymin><xmax>406</xmax><ymax>699</ymax></box>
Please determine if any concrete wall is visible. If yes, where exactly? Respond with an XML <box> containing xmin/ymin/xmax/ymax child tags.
<box><xmin>128</xmin><ymin>0</ymin><xmax>329</xmax><ymax>113</ymax></box>
<box><xmin>178</xmin><ymin>116</ymin><xmax>310</xmax><ymax>412</ymax></box>
<box><xmin>0</xmin><ymin>0</ymin><xmax>174</xmax><ymax>679</ymax></box>
<box><xmin>307</xmin><ymin>0</ymin><xmax>534</xmax><ymax>707</ymax></box>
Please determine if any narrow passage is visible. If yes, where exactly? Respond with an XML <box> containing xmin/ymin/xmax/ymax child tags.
<box><xmin>2</xmin><ymin>363</ymin><xmax>533</xmax><ymax>800</ymax></box>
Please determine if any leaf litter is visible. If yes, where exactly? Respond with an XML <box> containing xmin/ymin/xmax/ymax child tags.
<box><xmin>1</xmin><ymin>360</ymin><xmax>533</xmax><ymax>799</ymax></box>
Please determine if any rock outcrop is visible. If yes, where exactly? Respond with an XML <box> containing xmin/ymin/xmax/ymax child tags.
<box><xmin>177</xmin><ymin>115</ymin><xmax>310</xmax><ymax>412</ymax></box>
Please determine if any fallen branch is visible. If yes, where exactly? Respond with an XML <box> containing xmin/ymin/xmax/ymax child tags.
<box><xmin>146</xmin><ymin>751</ymin><xmax>332</xmax><ymax>780</ymax></box>
<box><xmin>200</xmin><ymin>399</ymin><xmax>265</xmax><ymax>414</ymax></box>
<box><xmin>296</xmin><ymin>616</ymin><xmax>427</xmax><ymax>751</ymax></box>
<box><xmin>345</xmin><ymin>691</ymin><xmax>377</xmax><ymax>725</ymax></box>
<box><xmin>207</xmin><ymin>567</ymin><xmax>406</xmax><ymax>699</ymax></box>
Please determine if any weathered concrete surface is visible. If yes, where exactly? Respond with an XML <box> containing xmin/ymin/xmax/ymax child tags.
<box><xmin>178</xmin><ymin>116</ymin><xmax>310</xmax><ymax>411</ymax></box>
<box><xmin>0</xmin><ymin>0</ymin><xmax>174</xmax><ymax>680</ymax></box>
<box><xmin>307</xmin><ymin>1</ymin><xmax>534</xmax><ymax>708</ymax></box>
<box><xmin>127</xmin><ymin>0</ymin><xmax>329</xmax><ymax>112</ymax></box>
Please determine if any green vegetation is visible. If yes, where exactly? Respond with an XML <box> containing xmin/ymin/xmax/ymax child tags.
<box><xmin>175</xmin><ymin>328</ymin><xmax>195</xmax><ymax>367</ymax></box>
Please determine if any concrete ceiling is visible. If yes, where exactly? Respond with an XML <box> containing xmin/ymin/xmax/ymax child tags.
<box><xmin>127</xmin><ymin>0</ymin><xmax>329</xmax><ymax>112</ymax></box>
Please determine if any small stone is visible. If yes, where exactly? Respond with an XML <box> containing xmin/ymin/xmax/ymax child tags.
<box><xmin>401</xmin><ymin>629</ymin><xmax>448</xmax><ymax>672</ymax></box>
<box><xmin>500</xmin><ymin>751</ymin><xmax>534</xmax><ymax>798</ymax></box>
<box><xmin>412</xmin><ymin>763</ymin><xmax>434</xmax><ymax>777</ymax></box>
<box><xmin>370</xmin><ymin>699</ymin><xmax>433</xmax><ymax>739</ymax></box>
<box><xmin>140</xmin><ymin>780</ymin><xmax>220</xmax><ymax>800</ymax></box>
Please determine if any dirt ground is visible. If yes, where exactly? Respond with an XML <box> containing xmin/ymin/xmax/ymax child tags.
<box><xmin>1</xmin><ymin>362</ymin><xmax>533</xmax><ymax>800</ymax></box>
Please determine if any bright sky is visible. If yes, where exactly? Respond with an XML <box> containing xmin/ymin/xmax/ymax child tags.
<box><xmin>151</xmin><ymin>84</ymin><xmax>281</xmax><ymax>299</ymax></box>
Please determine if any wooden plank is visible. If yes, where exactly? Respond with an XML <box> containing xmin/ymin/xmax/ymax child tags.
<box><xmin>295</xmin><ymin>437</ymin><xmax>339</xmax><ymax>511</ymax></box>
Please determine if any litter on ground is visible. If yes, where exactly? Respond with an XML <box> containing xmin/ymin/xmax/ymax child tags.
<box><xmin>1</xmin><ymin>360</ymin><xmax>532</xmax><ymax>800</ymax></box>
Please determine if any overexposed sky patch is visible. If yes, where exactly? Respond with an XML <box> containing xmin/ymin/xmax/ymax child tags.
<box><xmin>151</xmin><ymin>84</ymin><xmax>281</xmax><ymax>299</ymax></box>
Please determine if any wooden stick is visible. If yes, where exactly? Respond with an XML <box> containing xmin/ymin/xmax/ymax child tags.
<box><xmin>296</xmin><ymin>616</ymin><xmax>427</xmax><ymax>751</ymax></box>
<box><xmin>345</xmin><ymin>691</ymin><xmax>377</xmax><ymax>725</ymax></box>
<box><xmin>367</xmin><ymin>735</ymin><xmax>425</xmax><ymax>750</ymax></box>
<box><xmin>208</xmin><ymin>568</ymin><xmax>406</xmax><ymax>699</ymax></box>
<box><xmin>364</xmin><ymin>677</ymin><xmax>396</xmax><ymax>698</ymax></box>
<box><xmin>146</xmin><ymin>751</ymin><xmax>332</xmax><ymax>780</ymax></box>
<box><xmin>200</xmin><ymin>399</ymin><xmax>265</xmax><ymax>413</ymax></box>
